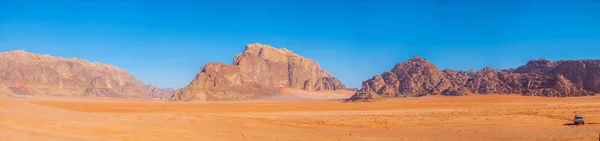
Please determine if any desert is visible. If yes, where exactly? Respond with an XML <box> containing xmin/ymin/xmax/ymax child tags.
<box><xmin>1</xmin><ymin>94</ymin><xmax>599</xmax><ymax>141</ymax></box>
<box><xmin>3</xmin><ymin>1</ymin><xmax>600</xmax><ymax>140</ymax></box>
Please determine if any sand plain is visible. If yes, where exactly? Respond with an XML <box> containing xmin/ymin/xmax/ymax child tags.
<box><xmin>1</xmin><ymin>94</ymin><xmax>600</xmax><ymax>141</ymax></box>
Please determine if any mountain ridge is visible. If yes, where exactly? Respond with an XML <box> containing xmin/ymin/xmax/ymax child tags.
<box><xmin>0</xmin><ymin>50</ymin><xmax>173</xmax><ymax>99</ymax></box>
<box><xmin>348</xmin><ymin>56</ymin><xmax>597</xmax><ymax>102</ymax></box>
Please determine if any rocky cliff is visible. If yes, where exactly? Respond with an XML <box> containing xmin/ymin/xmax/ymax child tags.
<box><xmin>0</xmin><ymin>50</ymin><xmax>171</xmax><ymax>99</ymax></box>
<box><xmin>347</xmin><ymin>57</ymin><xmax>596</xmax><ymax>102</ymax></box>
<box><xmin>171</xmin><ymin>43</ymin><xmax>346</xmax><ymax>101</ymax></box>
<box><xmin>356</xmin><ymin>57</ymin><xmax>470</xmax><ymax>99</ymax></box>
<box><xmin>547</xmin><ymin>60</ymin><xmax>600</xmax><ymax>93</ymax></box>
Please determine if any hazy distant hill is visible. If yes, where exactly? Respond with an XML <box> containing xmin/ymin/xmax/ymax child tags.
<box><xmin>0</xmin><ymin>50</ymin><xmax>172</xmax><ymax>99</ymax></box>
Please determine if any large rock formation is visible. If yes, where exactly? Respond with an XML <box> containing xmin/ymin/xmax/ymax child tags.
<box><xmin>0</xmin><ymin>50</ymin><xmax>171</xmax><ymax>99</ymax></box>
<box><xmin>523</xmin><ymin>74</ymin><xmax>594</xmax><ymax>97</ymax></box>
<box><xmin>548</xmin><ymin>60</ymin><xmax>600</xmax><ymax>93</ymax></box>
<box><xmin>347</xmin><ymin>57</ymin><xmax>597</xmax><ymax>102</ymax></box>
<box><xmin>351</xmin><ymin>57</ymin><xmax>469</xmax><ymax>102</ymax></box>
<box><xmin>514</xmin><ymin>59</ymin><xmax>557</xmax><ymax>74</ymax></box>
<box><xmin>171</xmin><ymin>43</ymin><xmax>346</xmax><ymax>101</ymax></box>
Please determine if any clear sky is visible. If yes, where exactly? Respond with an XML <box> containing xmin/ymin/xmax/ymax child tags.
<box><xmin>1</xmin><ymin>0</ymin><xmax>599</xmax><ymax>89</ymax></box>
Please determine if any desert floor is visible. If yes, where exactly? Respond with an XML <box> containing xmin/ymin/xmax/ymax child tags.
<box><xmin>1</xmin><ymin>94</ymin><xmax>600</xmax><ymax>141</ymax></box>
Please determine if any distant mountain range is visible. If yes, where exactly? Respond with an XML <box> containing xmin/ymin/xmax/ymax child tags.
<box><xmin>0</xmin><ymin>50</ymin><xmax>173</xmax><ymax>99</ymax></box>
<box><xmin>1</xmin><ymin>45</ymin><xmax>598</xmax><ymax>102</ymax></box>
<box><xmin>348</xmin><ymin>57</ymin><xmax>599</xmax><ymax>102</ymax></box>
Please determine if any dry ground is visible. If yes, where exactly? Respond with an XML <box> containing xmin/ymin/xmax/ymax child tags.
<box><xmin>1</xmin><ymin>94</ymin><xmax>600</xmax><ymax>141</ymax></box>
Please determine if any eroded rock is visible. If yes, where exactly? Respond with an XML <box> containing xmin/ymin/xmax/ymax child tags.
<box><xmin>171</xmin><ymin>43</ymin><xmax>346</xmax><ymax>101</ymax></box>
<box><xmin>348</xmin><ymin>57</ymin><xmax>597</xmax><ymax>102</ymax></box>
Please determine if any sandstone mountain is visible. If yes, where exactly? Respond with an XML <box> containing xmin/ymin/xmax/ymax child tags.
<box><xmin>514</xmin><ymin>59</ymin><xmax>557</xmax><ymax>74</ymax></box>
<box><xmin>0</xmin><ymin>50</ymin><xmax>171</xmax><ymax>99</ymax></box>
<box><xmin>145</xmin><ymin>84</ymin><xmax>175</xmax><ymax>100</ymax></box>
<box><xmin>347</xmin><ymin>57</ymin><xmax>597</xmax><ymax>102</ymax></box>
<box><xmin>171</xmin><ymin>43</ymin><xmax>346</xmax><ymax>101</ymax></box>
<box><xmin>355</xmin><ymin>57</ymin><xmax>470</xmax><ymax>99</ymax></box>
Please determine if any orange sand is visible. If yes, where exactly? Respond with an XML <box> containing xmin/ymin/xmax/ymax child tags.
<box><xmin>2</xmin><ymin>94</ymin><xmax>600</xmax><ymax>141</ymax></box>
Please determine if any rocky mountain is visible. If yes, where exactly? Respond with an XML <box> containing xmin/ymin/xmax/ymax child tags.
<box><xmin>355</xmin><ymin>57</ymin><xmax>470</xmax><ymax>99</ymax></box>
<box><xmin>145</xmin><ymin>84</ymin><xmax>175</xmax><ymax>100</ymax></box>
<box><xmin>347</xmin><ymin>57</ymin><xmax>597</xmax><ymax>102</ymax></box>
<box><xmin>171</xmin><ymin>43</ymin><xmax>346</xmax><ymax>101</ymax></box>
<box><xmin>514</xmin><ymin>59</ymin><xmax>557</xmax><ymax>74</ymax></box>
<box><xmin>0</xmin><ymin>50</ymin><xmax>172</xmax><ymax>99</ymax></box>
<box><xmin>456</xmin><ymin>69</ymin><xmax>477</xmax><ymax>77</ymax></box>
<box><xmin>547</xmin><ymin>60</ymin><xmax>600</xmax><ymax>93</ymax></box>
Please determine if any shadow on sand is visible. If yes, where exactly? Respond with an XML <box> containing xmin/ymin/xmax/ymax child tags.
<box><xmin>563</xmin><ymin>122</ymin><xmax>599</xmax><ymax>126</ymax></box>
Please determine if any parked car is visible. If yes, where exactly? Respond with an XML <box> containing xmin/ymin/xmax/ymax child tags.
<box><xmin>574</xmin><ymin>115</ymin><xmax>585</xmax><ymax>125</ymax></box>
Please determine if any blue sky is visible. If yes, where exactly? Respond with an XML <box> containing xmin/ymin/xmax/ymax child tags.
<box><xmin>1</xmin><ymin>0</ymin><xmax>599</xmax><ymax>89</ymax></box>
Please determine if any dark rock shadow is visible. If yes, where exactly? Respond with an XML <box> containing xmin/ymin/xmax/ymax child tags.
<box><xmin>9</xmin><ymin>87</ymin><xmax>29</xmax><ymax>95</ymax></box>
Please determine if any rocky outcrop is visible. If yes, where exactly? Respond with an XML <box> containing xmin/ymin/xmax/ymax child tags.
<box><xmin>348</xmin><ymin>57</ymin><xmax>597</xmax><ymax>102</ymax></box>
<box><xmin>513</xmin><ymin>59</ymin><xmax>600</xmax><ymax>93</ymax></box>
<box><xmin>456</xmin><ymin>69</ymin><xmax>477</xmax><ymax>77</ymax></box>
<box><xmin>357</xmin><ymin>56</ymin><xmax>470</xmax><ymax>98</ymax></box>
<box><xmin>0</xmin><ymin>50</ymin><xmax>155</xmax><ymax>98</ymax></box>
<box><xmin>523</xmin><ymin>74</ymin><xmax>594</xmax><ymax>97</ymax></box>
<box><xmin>466</xmin><ymin>67</ymin><xmax>516</xmax><ymax>94</ymax></box>
<box><xmin>548</xmin><ymin>60</ymin><xmax>600</xmax><ymax>93</ymax></box>
<box><xmin>145</xmin><ymin>84</ymin><xmax>175</xmax><ymax>100</ymax></box>
<box><xmin>465</xmin><ymin>68</ymin><xmax>553</xmax><ymax>94</ymax></box>
<box><xmin>346</xmin><ymin>91</ymin><xmax>385</xmax><ymax>102</ymax></box>
<box><xmin>514</xmin><ymin>59</ymin><xmax>557</xmax><ymax>74</ymax></box>
<box><xmin>171</xmin><ymin>43</ymin><xmax>346</xmax><ymax>101</ymax></box>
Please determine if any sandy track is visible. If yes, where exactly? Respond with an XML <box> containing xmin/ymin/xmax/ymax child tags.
<box><xmin>2</xmin><ymin>95</ymin><xmax>600</xmax><ymax>141</ymax></box>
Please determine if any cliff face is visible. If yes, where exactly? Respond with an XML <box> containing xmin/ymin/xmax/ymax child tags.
<box><xmin>548</xmin><ymin>60</ymin><xmax>600</xmax><ymax>93</ymax></box>
<box><xmin>347</xmin><ymin>57</ymin><xmax>596</xmax><ymax>102</ymax></box>
<box><xmin>359</xmin><ymin>57</ymin><xmax>469</xmax><ymax>98</ymax></box>
<box><xmin>0</xmin><ymin>50</ymin><xmax>155</xmax><ymax>98</ymax></box>
<box><xmin>171</xmin><ymin>43</ymin><xmax>346</xmax><ymax>101</ymax></box>
<box><xmin>232</xmin><ymin>44</ymin><xmax>344</xmax><ymax>91</ymax></box>
<box><xmin>523</xmin><ymin>74</ymin><xmax>593</xmax><ymax>97</ymax></box>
